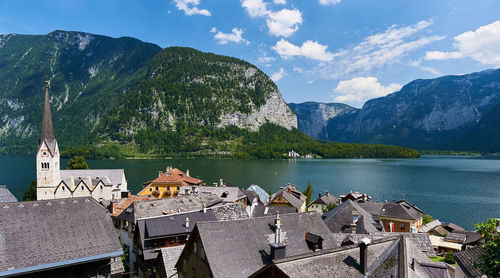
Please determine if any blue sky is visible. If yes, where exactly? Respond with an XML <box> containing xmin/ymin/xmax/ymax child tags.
<box><xmin>1</xmin><ymin>0</ymin><xmax>499</xmax><ymax>107</ymax></box>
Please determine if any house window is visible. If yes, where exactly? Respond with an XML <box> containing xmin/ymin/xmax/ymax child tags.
<box><xmin>149</xmin><ymin>187</ymin><xmax>153</xmax><ymax>192</ymax></box>
<box><xmin>400</xmin><ymin>223</ymin><xmax>405</xmax><ymax>229</ymax></box>
<box><xmin>155</xmin><ymin>186</ymin><xmax>159</xmax><ymax>191</ymax></box>
<box><xmin>81</xmin><ymin>186</ymin><xmax>84</xmax><ymax>190</ymax></box>
<box><xmin>177</xmin><ymin>186</ymin><xmax>180</xmax><ymax>191</ymax></box>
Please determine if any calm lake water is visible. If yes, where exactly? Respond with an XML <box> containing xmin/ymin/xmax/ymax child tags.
<box><xmin>1</xmin><ymin>155</ymin><xmax>499</xmax><ymax>229</ymax></box>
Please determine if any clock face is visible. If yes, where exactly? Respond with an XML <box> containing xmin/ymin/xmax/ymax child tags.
<box><xmin>42</xmin><ymin>151</ymin><xmax>47</xmax><ymax>156</ymax></box>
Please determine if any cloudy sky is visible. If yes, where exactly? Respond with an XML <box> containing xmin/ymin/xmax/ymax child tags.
<box><xmin>1</xmin><ymin>0</ymin><xmax>499</xmax><ymax>107</ymax></box>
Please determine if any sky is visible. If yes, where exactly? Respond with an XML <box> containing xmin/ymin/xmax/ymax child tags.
<box><xmin>0</xmin><ymin>0</ymin><xmax>499</xmax><ymax>108</ymax></box>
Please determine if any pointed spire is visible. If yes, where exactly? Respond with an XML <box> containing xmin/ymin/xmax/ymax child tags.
<box><xmin>41</xmin><ymin>80</ymin><xmax>55</xmax><ymax>142</ymax></box>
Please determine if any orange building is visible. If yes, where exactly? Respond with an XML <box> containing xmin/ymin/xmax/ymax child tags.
<box><xmin>138</xmin><ymin>167</ymin><xmax>203</xmax><ymax>198</ymax></box>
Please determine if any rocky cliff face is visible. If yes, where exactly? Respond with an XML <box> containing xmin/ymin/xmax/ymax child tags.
<box><xmin>323</xmin><ymin>69</ymin><xmax>500</xmax><ymax>150</ymax></box>
<box><xmin>288</xmin><ymin>102</ymin><xmax>357</xmax><ymax>139</ymax></box>
<box><xmin>0</xmin><ymin>31</ymin><xmax>297</xmax><ymax>154</ymax></box>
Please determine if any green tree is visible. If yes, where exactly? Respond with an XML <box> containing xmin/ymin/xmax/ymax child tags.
<box><xmin>22</xmin><ymin>180</ymin><xmax>37</xmax><ymax>201</ymax></box>
<box><xmin>473</xmin><ymin>218</ymin><xmax>500</xmax><ymax>277</ymax></box>
<box><xmin>422</xmin><ymin>214</ymin><xmax>434</xmax><ymax>225</ymax></box>
<box><xmin>66</xmin><ymin>156</ymin><xmax>89</xmax><ymax>169</ymax></box>
<box><xmin>322</xmin><ymin>203</ymin><xmax>338</xmax><ymax>213</ymax></box>
<box><xmin>303</xmin><ymin>182</ymin><xmax>314</xmax><ymax>206</ymax></box>
<box><xmin>443</xmin><ymin>252</ymin><xmax>455</xmax><ymax>264</ymax></box>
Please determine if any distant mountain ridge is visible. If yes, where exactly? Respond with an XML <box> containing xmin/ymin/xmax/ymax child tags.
<box><xmin>288</xmin><ymin>102</ymin><xmax>358</xmax><ymax>139</ymax></box>
<box><xmin>0</xmin><ymin>30</ymin><xmax>296</xmax><ymax>155</ymax></box>
<box><xmin>292</xmin><ymin>69</ymin><xmax>500</xmax><ymax>152</ymax></box>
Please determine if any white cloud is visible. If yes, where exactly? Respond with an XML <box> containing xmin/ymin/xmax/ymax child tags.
<box><xmin>241</xmin><ymin>0</ymin><xmax>269</xmax><ymax>18</ymax></box>
<box><xmin>293</xmin><ymin>66</ymin><xmax>304</xmax><ymax>73</ymax></box>
<box><xmin>174</xmin><ymin>0</ymin><xmax>211</xmax><ymax>16</ymax></box>
<box><xmin>214</xmin><ymin>28</ymin><xmax>250</xmax><ymax>45</ymax></box>
<box><xmin>271</xmin><ymin>67</ymin><xmax>286</xmax><ymax>81</ymax></box>
<box><xmin>272</xmin><ymin>39</ymin><xmax>335</xmax><ymax>61</ymax></box>
<box><xmin>319</xmin><ymin>0</ymin><xmax>341</xmax><ymax>5</ymax></box>
<box><xmin>333</xmin><ymin>77</ymin><xmax>402</xmax><ymax>107</ymax></box>
<box><xmin>312</xmin><ymin>20</ymin><xmax>444</xmax><ymax>79</ymax></box>
<box><xmin>425</xmin><ymin>20</ymin><xmax>500</xmax><ymax>66</ymax></box>
<box><xmin>266</xmin><ymin>9</ymin><xmax>302</xmax><ymax>37</ymax></box>
<box><xmin>210</xmin><ymin>27</ymin><xmax>217</xmax><ymax>33</ymax></box>
<box><xmin>241</xmin><ymin>0</ymin><xmax>302</xmax><ymax>37</ymax></box>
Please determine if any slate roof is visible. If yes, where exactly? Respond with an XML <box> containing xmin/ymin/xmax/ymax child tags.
<box><xmin>60</xmin><ymin>169</ymin><xmax>125</xmax><ymax>188</ymax></box>
<box><xmin>267</xmin><ymin>185</ymin><xmax>306</xmax><ymax>211</ymax></box>
<box><xmin>323</xmin><ymin>200</ymin><xmax>384</xmax><ymax>234</ymax></box>
<box><xmin>445</xmin><ymin>232</ymin><xmax>467</xmax><ymax>243</ymax></box>
<box><xmin>111</xmin><ymin>195</ymin><xmax>151</xmax><ymax>217</ymax></box>
<box><xmin>419</xmin><ymin>219</ymin><xmax>442</xmax><ymax>233</ymax></box>
<box><xmin>251</xmin><ymin>205</ymin><xmax>297</xmax><ymax>218</ymax></box>
<box><xmin>181</xmin><ymin>213</ymin><xmax>339</xmax><ymax>278</ymax></box>
<box><xmin>252</xmin><ymin>235</ymin><xmax>446</xmax><ymax>278</ymax></box>
<box><xmin>143</xmin><ymin>168</ymin><xmax>202</xmax><ymax>186</ymax></box>
<box><xmin>178</xmin><ymin>185</ymin><xmax>247</xmax><ymax>203</ymax></box>
<box><xmin>158</xmin><ymin>246</ymin><xmax>185</xmax><ymax>278</ymax></box>
<box><xmin>453</xmin><ymin>248</ymin><xmax>486</xmax><ymax>278</ymax></box>
<box><xmin>309</xmin><ymin>192</ymin><xmax>338</xmax><ymax>206</ymax></box>
<box><xmin>246</xmin><ymin>184</ymin><xmax>269</xmax><ymax>204</ymax></box>
<box><xmin>138</xmin><ymin>210</ymin><xmax>218</xmax><ymax>261</ymax></box>
<box><xmin>256</xmin><ymin>237</ymin><xmax>401</xmax><ymax>278</ymax></box>
<box><xmin>0</xmin><ymin>198</ymin><xmax>123</xmax><ymax>276</ymax></box>
<box><xmin>0</xmin><ymin>185</ymin><xmax>17</xmax><ymax>203</ymax></box>
<box><xmin>210</xmin><ymin>203</ymin><xmax>249</xmax><ymax>221</ymax></box>
<box><xmin>330</xmin><ymin>232</ymin><xmax>436</xmax><ymax>256</ymax></box>
<box><xmin>243</xmin><ymin>190</ymin><xmax>260</xmax><ymax>204</ymax></box>
<box><xmin>454</xmin><ymin>230</ymin><xmax>482</xmax><ymax>246</ymax></box>
<box><xmin>122</xmin><ymin>193</ymin><xmax>222</xmax><ymax>222</ymax></box>
<box><xmin>441</xmin><ymin>222</ymin><xmax>466</xmax><ymax>233</ymax></box>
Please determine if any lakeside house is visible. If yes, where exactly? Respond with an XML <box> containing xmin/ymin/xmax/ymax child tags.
<box><xmin>36</xmin><ymin>82</ymin><xmax>128</xmax><ymax>201</ymax></box>
<box><xmin>339</xmin><ymin>191</ymin><xmax>371</xmax><ymax>203</ymax></box>
<box><xmin>0</xmin><ymin>197</ymin><xmax>123</xmax><ymax>277</ymax></box>
<box><xmin>138</xmin><ymin>167</ymin><xmax>203</xmax><ymax>198</ymax></box>
<box><xmin>308</xmin><ymin>191</ymin><xmax>338</xmax><ymax>213</ymax></box>
<box><xmin>267</xmin><ymin>184</ymin><xmax>307</xmax><ymax>212</ymax></box>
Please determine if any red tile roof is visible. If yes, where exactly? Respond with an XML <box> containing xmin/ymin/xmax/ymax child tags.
<box><xmin>111</xmin><ymin>195</ymin><xmax>151</xmax><ymax>217</ymax></box>
<box><xmin>143</xmin><ymin>168</ymin><xmax>203</xmax><ymax>186</ymax></box>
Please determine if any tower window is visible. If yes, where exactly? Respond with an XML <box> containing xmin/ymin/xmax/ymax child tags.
<box><xmin>100</xmin><ymin>185</ymin><xmax>103</xmax><ymax>190</ymax></box>
<box><xmin>81</xmin><ymin>186</ymin><xmax>84</xmax><ymax>190</ymax></box>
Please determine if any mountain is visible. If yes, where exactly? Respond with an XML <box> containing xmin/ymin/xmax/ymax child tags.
<box><xmin>295</xmin><ymin>69</ymin><xmax>500</xmax><ymax>151</ymax></box>
<box><xmin>0</xmin><ymin>30</ymin><xmax>419</xmax><ymax>159</ymax></box>
<box><xmin>0</xmin><ymin>30</ymin><xmax>296</xmax><ymax>155</ymax></box>
<box><xmin>288</xmin><ymin>102</ymin><xmax>358</xmax><ymax>139</ymax></box>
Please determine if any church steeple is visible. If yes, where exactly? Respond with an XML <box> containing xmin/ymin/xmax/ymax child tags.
<box><xmin>40</xmin><ymin>80</ymin><xmax>55</xmax><ymax>142</ymax></box>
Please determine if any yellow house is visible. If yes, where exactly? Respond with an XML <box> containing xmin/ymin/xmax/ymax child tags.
<box><xmin>138</xmin><ymin>167</ymin><xmax>203</xmax><ymax>198</ymax></box>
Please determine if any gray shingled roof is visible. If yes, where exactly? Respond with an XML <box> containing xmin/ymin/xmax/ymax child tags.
<box><xmin>267</xmin><ymin>185</ymin><xmax>306</xmax><ymax>211</ymax></box>
<box><xmin>138</xmin><ymin>210</ymin><xmax>218</xmax><ymax>261</ymax></box>
<box><xmin>186</xmin><ymin>213</ymin><xmax>339</xmax><ymax>278</ymax></box>
<box><xmin>258</xmin><ymin>237</ymin><xmax>401</xmax><ymax>278</ymax></box>
<box><xmin>60</xmin><ymin>169</ymin><xmax>125</xmax><ymax>189</ymax></box>
<box><xmin>323</xmin><ymin>200</ymin><xmax>383</xmax><ymax>234</ymax></box>
<box><xmin>0</xmin><ymin>185</ymin><xmax>17</xmax><ymax>203</ymax></box>
<box><xmin>453</xmin><ymin>248</ymin><xmax>486</xmax><ymax>278</ymax></box>
<box><xmin>124</xmin><ymin>193</ymin><xmax>222</xmax><ymax>222</ymax></box>
<box><xmin>159</xmin><ymin>246</ymin><xmax>185</xmax><ymax>278</ymax></box>
<box><xmin>419</xmin><ymin>219</ymin><xmax>442</xmax><ymax>233</ymax></box>
<box><xmin>356</xmin><ymin>200</ymin><xmax>424</xmax><ymax>221</ymax></box>
<box><xmin>0</xmin><ymin>198</ymin><xmax>123</xmax><ymax>276</ymax></box>
<box><xmin>246</xmin><ymin>184</ymin><xmax>269</xmax><ymax>204</ymax></box>
<box><xmin>178</xmin><ymin>185</ymin><xmax>247</xmax><ymax>203</ymax></box>
<box><xmin>309</xmin><ymin>192</ymin><xmax>338</xmax><ymax>206</ymax></box>
<box><xmin>210</xmin><ymin>203</ymin><xmax>249</xmax><ymax>221</ymax></box>
<box><xmin>251</xmin><ymin>205</ymin><xmax>297</xmax><ymax>218</ymax></box>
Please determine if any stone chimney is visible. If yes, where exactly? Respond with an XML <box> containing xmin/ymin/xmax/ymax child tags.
<box><xmin>359</xmin><ymin>238</ymin><xmax>371</xmax><ymax>275</ymax></box>
<box><xmin>318</xmin><ymin>192</ymin><xmax>322</xmax><ymax>199</ymax></box>
<box><xmin>362</xmin><ymin>194</ymin><xmax>368</xmax><ymax>202</ymax></box>
<box><xmin>219</xmin><ymin>179</ymin><xmax>224</xmax><ymax>186</ymax></box>
<box><xmin>185</xmin><ymin>217</ymin><xmax>190</xmax><ymax>228</ymax></box>
<box><xmin>158</xmin><ymin>171</ymin><xmax>163</xmax><ymax>177</ymax></box>
<box><xmin>186</xmin><ymin>169</ymin><xmax>190</xmax><ymax>177</ymax></box>
<box><xmin>203</xmin><ymin>203</ymin><xmax>207</xmax><ymax>213</ymax></box>
<box><xmin>269</xmin><ymin>212</ymin><xmax>286</xmax><ymax>260</ymax></box>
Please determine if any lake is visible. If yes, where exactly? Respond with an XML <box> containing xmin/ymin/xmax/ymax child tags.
<box><xmin>1</xmin><ymin>155</ymin><xmax>499</xmax><ymax>230</ymax></box>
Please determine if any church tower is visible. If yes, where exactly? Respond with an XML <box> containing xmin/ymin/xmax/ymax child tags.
<box><xmin>36</xmin><ymin>81</ymin><xmax>61</xmax><ymax>200</ymax></box>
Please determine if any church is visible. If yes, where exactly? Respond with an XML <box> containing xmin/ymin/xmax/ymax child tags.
<box><xmin>36</xmin><ymin>81</ymin><xmax>128</xmax><ymax>201</ymax></box>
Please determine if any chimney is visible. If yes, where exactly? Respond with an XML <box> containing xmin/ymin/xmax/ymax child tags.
<box><xmin>186</xmin><ymin>169</ymin><xmax>190</xmax><ymax>177</ymax></box>
<box><xmin>203</xmin><ymin>203</ymin><xmax>207</xmax><ymax>213</ymax></box>
<box><xmin>219</xmin><ymin>179</ymin><xmax>224</xmax><ymax>186</ymax></box>
<box><xmin>269</xmin><ymin>212</ymin><xmax>286</xmax><ymax>260</ymax></box>
<box><xmin>359</xmin><ymin>238</ymin><xmax>371</xmax><ymax>275</ymax></box>
<box><xmin>158</xmin><ymin>171</ymin><xmax>163</xmax><ymax>177</ymax></box>
<box><xmin>185</xmin><ymin>217</ymin><xmax>190</xmax><ymax>228</ymax></box>
<box><xmin>318</xmin><ymin>193</ymin><xmax>322</xmax><ymax>199</ymax></box>
<box><xmin>362</xmin><ymin>194</ymin><xmax>368</xmax><ymax>202</ymax></box>
<box><xmin>110</xmin><ymin>201</ymin><xmax>117</xmax><ymax>214</ymax></box>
